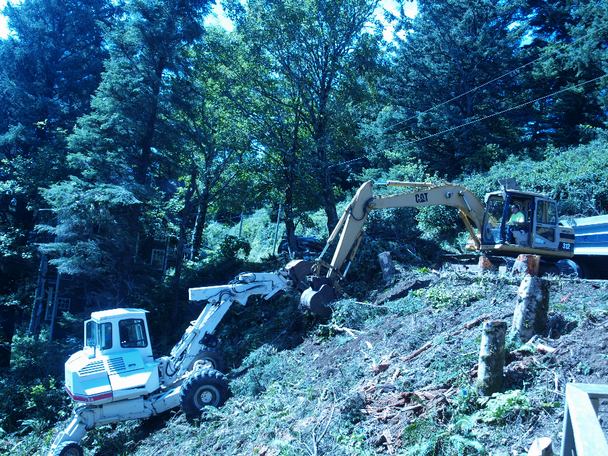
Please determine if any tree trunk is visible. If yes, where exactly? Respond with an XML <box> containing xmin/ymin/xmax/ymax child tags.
<box><xmin>314</xmin><ymin>90</ymin><xmax>339</xmax><ymax>233</ymax></box>
<box><xmin>191</xmin><ymin>194</ymin><xmax>210</xmax><ymax>260</ymax></box>
<box><xmin>29</xmin><ymin>254</ymin><xmax>48</xmax><ymax>340</ymax></box>
<box><xmin>477</xmin><ymin>320</ymin><xmax>507</xmax><ymax>396</ymax></box>
<box><xmin>173</xmin><ymin>178</ymin><xmax>196</xmax><ymax>321</ymax></box>
<box><xmin>511</xmin><ymin>274</ymin><xmax>550</xmax><ymax>343</ymax></box>
<box><xmin>284</xmin><ymin>113</ymin><xmax>299</xmax><ymax>253</ymax></box>
<box><xmin>322</xmin><ymin>169</ymin><xmax>339</xmax><ymax>233</ymax></box>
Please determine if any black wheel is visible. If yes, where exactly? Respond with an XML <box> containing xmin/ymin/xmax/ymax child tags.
<box><xmin>187</xmin><ymin>347</ymin><xmax>227</xmax><ymax>373</ymax></box>
<box><xmin>180</xmin><ymin>369</ymin><xmax>229</xmax><ymax>418</ymax></box>
<box><xmin>52</xmin><ymin>441</ymin><xmax>84</xmax><ymax>456</ymax></box>
<box><xmin>557</xmin><ymin>259</ymin><xmax>584</xmax><ymax>278</ymax></box>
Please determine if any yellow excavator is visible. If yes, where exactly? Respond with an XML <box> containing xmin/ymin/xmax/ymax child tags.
<box><xmin>300</xmin><ymin>178</ymin><xmax>584</xmax><ymax>316</ymax></box>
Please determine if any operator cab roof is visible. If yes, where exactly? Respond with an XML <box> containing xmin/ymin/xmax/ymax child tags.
<box><xmin>489</xmin><ymin>177</ymin><xmax>549</xmax><ymax>200</ymax></box>
<box><xmin>485</xmin><ymin>189</ymin><xmax>549</xmax><ymax>201</ymax></box>
<box><xmin>90</xmin><ymin>308</ymin><xmax>149</xmax><ymax>322</ymax></box>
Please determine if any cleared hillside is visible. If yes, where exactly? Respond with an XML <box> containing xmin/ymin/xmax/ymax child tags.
<box><xmin>39</xmin><ymin>268</ymin><xmax>608</xmax><ymax>456</ymax></box>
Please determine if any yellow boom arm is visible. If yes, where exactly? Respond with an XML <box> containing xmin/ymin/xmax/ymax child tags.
<box><xmin>302</xmin><ymin>180</ymin><xmax>484</xmax><ymax>316</ymax></box>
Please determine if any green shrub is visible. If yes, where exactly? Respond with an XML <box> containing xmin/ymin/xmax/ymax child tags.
<box><xmin>0</xmin><ymin>329</ymin><xmax>76</xmax><ymax>434</ymax></box>
<box><xmin>461</xmin><ymin>138</ymin><xmax>608</xmax><ymax>218</ymax></box>
<box><xmin>478</xmin><ymin>390</ymin><xmax>532</xmax><ymax>424</ymax></box>
<box><xmin>325</xmin><ymin>298</ymin><xmax>385</xmax><ymax>332</ymax></box>
<box><xmin>219</xmin><ymin>235</ymin><xmax>251</xmax><ymax>259</ymax></box>
<box><xmin>415</xmin><ymin>280</ymin><xmax>485</xmax><ymax>310</ymax></box>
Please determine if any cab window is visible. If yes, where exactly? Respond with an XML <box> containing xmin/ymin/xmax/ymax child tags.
<box><xmin>536</xmin><ymin>200</ymin><xmax>557</xmax><ymax>224</ymax></box>
<box><xmin>119</xmin><ymin>319</ymin><xmax>148</xmax><ymax>348</ymax></box>
<box><xmin>85</xmin><ymin>320</ymin><xmax>97</xmax><ymax>348</ymax></box>
<box><xmin>482</xmin><ymin>197</ymin><xmax>506</xmax><ymax>243</ymax></box>
<box><xmin>100</xmin><ymin>323</ymin><xmax>113</xmax><ymax>350</ymax></box>
<box><xmin>85</xmin><ymin>321</ymin><xmax>113</xmax><ymax>349</ymax></box>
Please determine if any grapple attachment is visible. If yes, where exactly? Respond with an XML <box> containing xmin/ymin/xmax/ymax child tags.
<box><xmin>284</xmin><ymin>259</ymin><xmax>313</xmax><ymax>291</ymax></box>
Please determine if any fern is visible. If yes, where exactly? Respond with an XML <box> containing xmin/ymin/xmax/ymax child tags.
<box><xmin>449</xmin><ymin>434</ymin><xmax>487</xmax><ymax>455</ymax></box>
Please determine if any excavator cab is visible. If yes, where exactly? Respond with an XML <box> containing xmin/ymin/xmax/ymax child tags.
<box><xmin>65</xmin><ymin>309</ymin><xmax>159</xmax><ymax>405</ymax></box>
<box><xmin>481</xmin><ymin>184</ymin><xmax>565</xmax><ymax>254</ymax></box>
<box><xmin>482</xmin><ymin>194</ymin><xmax>532</xmax><ymax>246</ymax></box>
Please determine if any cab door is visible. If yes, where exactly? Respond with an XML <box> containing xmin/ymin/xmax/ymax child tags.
<box><xmin>532</xmin><ymin>198</ymin><xmax>559</xmax><ymax>250</ymax></box>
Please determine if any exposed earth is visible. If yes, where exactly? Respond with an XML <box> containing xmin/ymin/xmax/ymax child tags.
<box><xmin>36</xmin><ymin>268</ymin><xmax>608</xmax><ymax>455</ymax></box>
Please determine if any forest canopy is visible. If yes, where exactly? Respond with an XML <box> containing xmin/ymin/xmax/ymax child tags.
<box><xmin>0</xmin><ymin>0</ymin><xmax>607</xmax><ymax>438</ymax></box>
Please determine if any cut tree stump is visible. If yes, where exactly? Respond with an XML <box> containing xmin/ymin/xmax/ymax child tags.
<box><xmin>378</xmin><ymin>252</ymin><xmax>397</xmax><ymax>282</ymax></box>
<box><xmin>477</xmin><ymin>320</ymin><xmax>507</xmax><ymax>396</ymax></box>
<box><xmin>512</xmin><ymin>254</ymin><xmax>541</xmax><ymax>277</ymax></box>
<box><xmin>511</xmin><ymin>275</ymin><xmax>550</xmax><ymax>343</ymax></box>
<box><xmin>478</xmin><ymin>255</ymin><xmax>494</xmax><ymax>273</ymax></box>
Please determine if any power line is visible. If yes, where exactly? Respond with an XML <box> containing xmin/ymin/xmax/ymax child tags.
<box><xmin>327</xmin><ymin>157</ymin><xmax>365</xmax><ymax>168</ymax></box>
<box><xmin>398</xmin><ymin>73</ymin><xmax>608</xmax><ymax>147</ymax></box>
<box><xmin>385</xmin><ymin>5</ymin><xmax>608</xmax><ymax>132</ymax></box>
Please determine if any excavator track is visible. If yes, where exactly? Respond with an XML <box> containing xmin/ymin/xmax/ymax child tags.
<box><xmin>436</xmin><ymin>254</ymin><xmax>585</xmax><ymax>278</ymax></box>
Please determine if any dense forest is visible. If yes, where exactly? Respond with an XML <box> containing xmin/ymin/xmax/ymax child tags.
<box><xmin>1</xmin><ymin>0</ymin><xmax>608</xmax><ymax>451</ymax></box>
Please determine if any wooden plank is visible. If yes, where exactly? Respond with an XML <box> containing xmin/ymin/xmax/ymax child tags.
<box><xmin>566</xmin><ymin>384</ymin><xmax>608</xmax><ymax>456</ymax></box>
<box><xmin>574</xmin><ymin>383</ymin><xmax>608</xmax><ymax>398</ymax></box>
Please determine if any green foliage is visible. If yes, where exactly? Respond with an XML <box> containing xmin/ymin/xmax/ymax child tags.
<box><xmin>230</xmin><ymin>345</ymin><xmax>292</xmax><ymax>397</ymax></box>
<box><xmin>376</xmin><ymin>0</ymin><xmax>527</xmax><ymax>177</ymax></box>
<box><xmin>324</xmin><ymin>298</ymin><xmax>386</xmax><ymax>332</ymax></box>
<box><xmin>415</xmin><ymin>280</ymin><xmax>485</xmax><ymax>310</ymax></box>
<box><xmin>401</xmin><ymin>418</ymin><xmax>486</xmax><ymax>456</ymax></box>
<box><xmin>3</xmin><ymin>0</ymin><xmax>608</xmax><ymax>453</ymax></box>
<box><xmin>219</xmin><ymin>235</ymin><xmax>251</xmax><ymax>259</ymax></box>
<box><xmin>461</xmin><ymin>138</ymin><xmax>608</xmax><ymax>217</ymax></box>
<box><xmin>0</xmin><ymin>330</ymin><xmax>78</xmax><ymax>433</ymax></box>
<box><xmin>384</xmin><ymin>294</ymin><xmax>427</xmax><ymax>316</ymax></box>
<box><xmin>478</xmin><ymin>390</ymin><xmax>533</xmax><ymax>424</ymax></box>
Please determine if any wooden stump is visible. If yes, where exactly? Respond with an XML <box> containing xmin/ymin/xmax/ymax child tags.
<box><xmin>478</xmin><ymin>255</ymin><xmax>494</xmax><ymax>273</ymax></box>
<box><xmin>378</xmin><ymin>252</ymin><xmax>396</xmax><ymax>282</ymax></box>
<box><xmin>477</xmin><ymin>320</ymin><xmax>507</xmax><ymax>396</ymax></box>
<box><xmin>512</xmin><ymin>254</ymin><xmax>541</xmax><ymax>277</ymax></box>
<box><xmin>511</xmin><ymin>275</ymin><xmax>550</xmax><ymax>343</ymax></box>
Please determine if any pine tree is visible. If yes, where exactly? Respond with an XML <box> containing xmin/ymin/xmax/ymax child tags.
<box><xmin>377</xmin><ymin>0</ymin><xmax>527</xmax><ymax>176</ymax></box>
<box><xmin>516</xmin><ymin>0</ymin><xmax>608</xmax><ymax>148</ymax></box>
<box><xmin>0</xmin><ymin>0</ymin><xmax>113</xmax><ymax>339</ymax></box>
<box><xmin>41</xmin><ymin>0</ymin><xmax>214</xmax><ymax>308</ymax></box>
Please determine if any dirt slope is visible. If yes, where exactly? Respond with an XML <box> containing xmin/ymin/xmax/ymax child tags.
<box><xmin>50</xmin><ymin>269</ymin><xmax>608</xmax><ymax>456</ymax></box>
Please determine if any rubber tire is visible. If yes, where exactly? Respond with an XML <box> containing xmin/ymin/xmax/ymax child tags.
<box><xmin>52</xmin><ymin>442</ymin><xmax>84</xmax><ymax>456</ymax></box>
<box><xmin>188</xmin><ymin>347</ymin><xmax>227</xmax><ymax>373</ymax></box>
<box><xmin>180</xmin><ymin>369</ymin><xmax>229</xmax><ymax>418</ymax></box>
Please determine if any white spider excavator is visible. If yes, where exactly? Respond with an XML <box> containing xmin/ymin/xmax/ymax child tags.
<box><xmin>48</xmin><ymin>260</ymin><xmax>312</xmax><ymax>456</ymax></box>
<box><xmin>299</xmin><ymin>179</ymin><xmax>582</xmax><ymax>316</ymax></box>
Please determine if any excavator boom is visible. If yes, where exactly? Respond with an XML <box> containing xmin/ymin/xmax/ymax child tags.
<box><xmin>301</xmin><ymin>180</ymin><xmax>485</xmax><ymax>316</ymax></box>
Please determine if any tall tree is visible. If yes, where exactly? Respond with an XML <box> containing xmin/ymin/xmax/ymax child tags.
<box><xmin>40</xmin><ymin>0</ymin><xmax>214</xmax><ymax>308</ymax></box>
<box><xmin>515</xmin><ymin>0</ymin><xmax>608</xmax><ymax>148</ymax></box>
<box><xmin>162</xmin><ymin>27</ymin><xmax>258</xmax><ymax>317</ymax></box>
<box><xmin>376</xmin><ymin>0</ymin><xmax>527</xmax><ymax>176</ymax></box>
<box><xmin>226</xmin><ymin>0</ymin><xmax>384</xmax><ymax>234</ymax></box>
<box><xmin>0</xmin><ymin>0</ymin><xmax>113</xmax><ymax>338</ymax></box>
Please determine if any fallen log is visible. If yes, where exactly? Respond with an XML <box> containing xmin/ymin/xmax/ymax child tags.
<box><xmin>403</xmin><ymin>341</ymin><xmax>432</xmax><ymax>361</ymax></box>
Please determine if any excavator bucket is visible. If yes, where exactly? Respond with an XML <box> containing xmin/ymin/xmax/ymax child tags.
<box><xmin>284</xmin><ymin>260</ymin><xmax>334</xmax><ymax>317</ymax></box>
<box><xmin>300</xmin><ymin>283</ymin><xmax>334</xmax><ymax>318</ymax></box>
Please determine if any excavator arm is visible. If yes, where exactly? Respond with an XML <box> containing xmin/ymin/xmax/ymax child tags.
<box><xmin>301</xmin><ymin>180</ymin><xmax>485</xmax><ymax>316</ymax></box>
<box><xmin>164</xmin><ymin>259</ymin><xmax>312</xmax><ymax>381</ymax></box>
